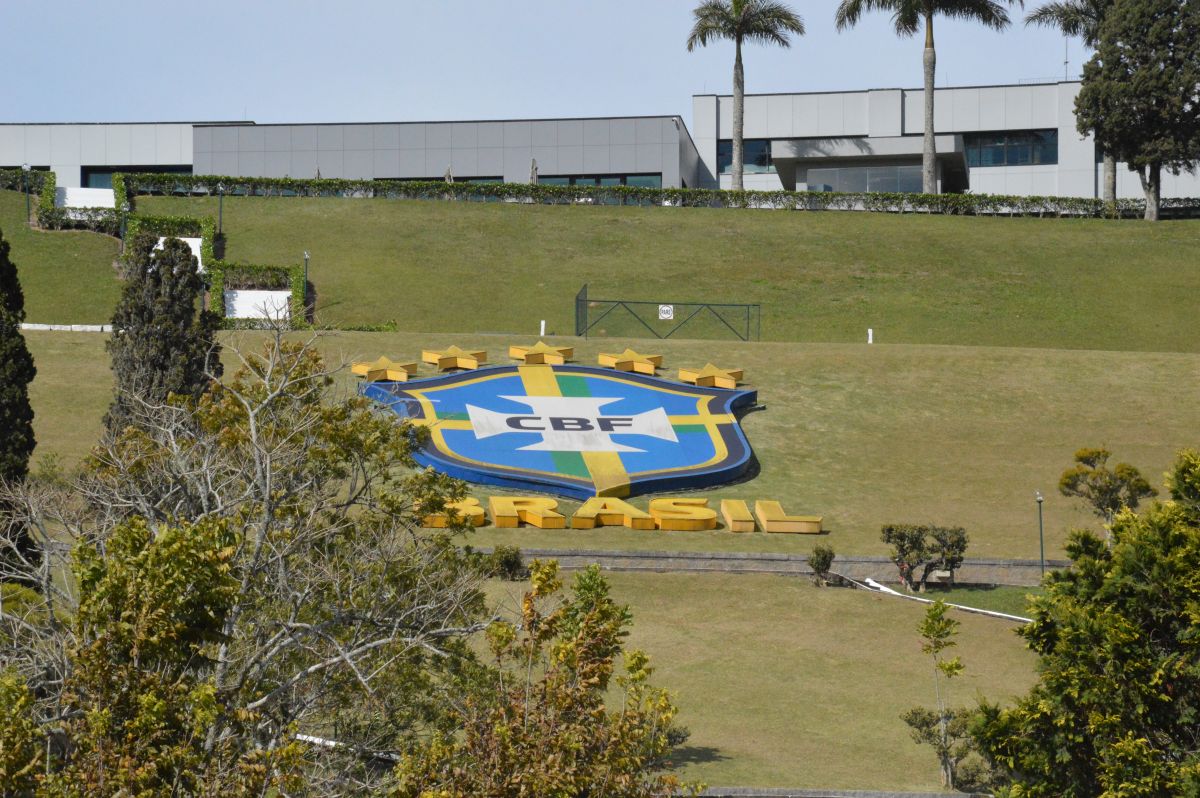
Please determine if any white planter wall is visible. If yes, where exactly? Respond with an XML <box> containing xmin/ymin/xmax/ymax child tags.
<box><xmin>223</xmin><ymin>289</ymin><xmax>291</xmax><ymax>321</ymax></box>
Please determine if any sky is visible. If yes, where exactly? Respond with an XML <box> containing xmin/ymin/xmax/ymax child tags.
<box><xmin>1</xmin><ymin>0</ymin><xmax>1082</xmax><ymax>129</ymax></box>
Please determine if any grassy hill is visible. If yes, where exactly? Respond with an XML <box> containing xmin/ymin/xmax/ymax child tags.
<box><xmin>26</xmin><ymin>330</ymin><xmax>1200</xmax><ymax>559</ymax></box>
<box><xmin>136</xmin><ymin>194</ymin><xmax>1200</xmax><ymax>352</ymax></box>
<box><xmin>0</xmin><ymin>190</ymin><xmax>121</xmax><ymax>323</ymax></box>
<box><xmin>492</xmin><ymin>571</ymin><xmax>1037</xmax><ymax>790</ymax></box>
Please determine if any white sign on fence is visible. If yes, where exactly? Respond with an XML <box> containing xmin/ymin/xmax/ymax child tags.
<box><xmin>658</xmin><ymin>304</ymin><xmax>674</xmax><ymax>321</ymax></box>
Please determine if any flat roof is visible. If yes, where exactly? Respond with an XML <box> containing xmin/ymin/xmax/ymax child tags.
<box><xmin>692</xmin><ymin>79</ymin><xmax>1080</xmax><ymax>99</ymax></box>
<box><xmin>195</xmin><ymin>114</ymin><xmax>688</xmax><ymax>128</ymax></box>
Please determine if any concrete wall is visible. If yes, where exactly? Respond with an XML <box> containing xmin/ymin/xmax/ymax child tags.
<box><xmin>194</xmin><ymin>117</ymin><xmax>698</xmax><ymax>188</ymax></box>
<box><xmin>0</xmin><ymin>124</ymin><xmax>195</xmax><ymax>187</ymax></box>
<box><xmin>693</xmin><ymin>82</ymin><xmax>1200</xmax><ymax>198</ymax></box>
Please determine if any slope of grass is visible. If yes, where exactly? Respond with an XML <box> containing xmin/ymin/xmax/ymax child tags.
<box><xmin>136</xmin><ymin>194</ymin><xmax>1200</xmax><ymax>351</ymax></box>
<box><xmin>487</xmin><ymin>571</ymin><xmax>1037</xmax><ymax>790</ymax></box>
<box><xmin>0</xmin><ymin>190</ymin><xmax>122</xmax><ymax>324</ymax></box>
<box><xmin>26</xmin><ymin>330</ymin><xmax>1199</xmax><ymax>560</ymax></box>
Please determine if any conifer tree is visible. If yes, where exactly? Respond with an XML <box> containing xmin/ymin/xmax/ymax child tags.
<box><xmin>0</xmin><ymin>226</ymin><xmax>37</xmax><ymax>578</ymax></box>
<box><xmin>105</xmin><ymin>235</ymin><xmax>222</xmax><ymax>434</ymax></box>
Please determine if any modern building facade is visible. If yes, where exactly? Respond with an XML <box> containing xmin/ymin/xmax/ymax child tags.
<box><xmin>3</xmin><ymin>80</ymin><xmax>1197</xmax><ymax>198</ymax></box>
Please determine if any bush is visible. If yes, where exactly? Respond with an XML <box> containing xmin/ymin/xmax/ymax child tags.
<box><xmin>485</xmin><ymin>545</ymin><xmax>528</xmax><ymax>581</ymax></box>
<box><xmin>807</xmin><ymin>544</ymin><xmax>835</xmax><ymax>586</ymax></box>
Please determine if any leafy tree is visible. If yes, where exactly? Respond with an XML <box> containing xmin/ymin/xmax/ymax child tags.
<box><xmin>1024</xmin><ymin>0</ymin><xmax>1116</xmax><ymax>202</ymax></box>
<box><xmin>686</xmin><ymin>0</ymin><xmax>804</xmax><ymax>191</ymax></box>
<box><xmin>808</xmin><ymin>543</ymin><xmax>835</xmax><ymax>586</ymax></box>
<box><xmin>1059</xmin><ymin>446</ymin><xmax>1156</xmax><ymax>527</ymax></box>
<box><xmin>974</xmin><ymin>450</ymin><xmax>1200</xmax><ymax>795</ymax></box>
<box><xmin>0</xmin><ymin>669</ymin><xmax>42</xmax><ymax>794</ymax></box>
<box><xmin>0</xmin><ymin>225</ymin><xmax>37</xmax><ymax>583</ymax></box>
<box><xmin>902</xmin><ymin>600</ymin><xmax>969</xmax><ymax>789</ymax></box>
<box><xmin>105</xmin><ymin>234</ymin><xmax>222</xmax><ymax>435</ymax></box>
<box><xmin>1</xmin><ymin>333</ymin><xmax>491</xmax><ymax>792</ymax></box>
<box><xmin>835</xmin><ymin>0</ymin><xmax>1016</xmax><ymax>194</ymax></box>
<box><xmin>882</xmin><ymin>523</ymin><xmax>968</xmax><ymax>591</ymax></box>
<box><xmin>1074</xmin><ymin>0</ymin><xmax>1200</xmax><ymax>220</ymax></box>
<box><xmin>394</xmin><ymin>561</ymin><xmax>695</xmax><ymax>798</ymax></box>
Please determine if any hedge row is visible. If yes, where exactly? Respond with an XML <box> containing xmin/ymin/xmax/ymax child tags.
<box><xmin>30</xmin><ymin>170</ymin><xmax>122</xmax><ymax>235</ymax></box>
<box><xmin>117</xmin><ymin>171</ymin><xmax>1200</xmax><ymax>219</ymax></box>
<box><xmin>0</xmin><ymin>167</ymin><xmax>49</xmax><ymax>194</ymax></box>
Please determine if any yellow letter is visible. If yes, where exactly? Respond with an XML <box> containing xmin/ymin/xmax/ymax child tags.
<box><xmin>754</xmin><ymin>501</ymin><xmax>823</xmax><ymax>534</ymax></box>
<box><xmin>719</xmin><ymin>499</ymin><xmax>757</xmax><ymax>533</ymax></box>
<box><xmin>488</xmin><ymin>496</ymin><xmax>566</xmax><ymax>529</ymax></box>
<box><xmin>424</xmin><ymin>497</ymin><xmax>485</xmax><ymax>528</ymax></box>
<box><xmin>571</xmin><ymin>497</ymin><xmax>654</xmax><ymax>530</ymax></box>
<box><xmin>649</xmin><ymin>497</ymin><xmax>717</xmax><ymax>531</ymax></box>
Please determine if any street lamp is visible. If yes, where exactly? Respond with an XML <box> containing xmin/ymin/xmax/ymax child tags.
<box><xmin>303</xmin><ymin>250</ymin><xmax>310</xmax><ymax>316</ymax></box>
<box><xmin>1035</xmin><ymin>491</ymin><xmax>1045</xmax><ymax>577</ymax></box>
<box><xmin>119</xmin><ymin>202</ymin><xmax>130</xmax><ymax>244</ymax></box>
<box><xmin>216</xmin><ymin>182</ymin><xmax>225</xmax><ymax>235</ymax></box>
<box><xmin>21</xmin><ymin>163</ymin><xmax>31</xmax><ymax>225</ymax></box>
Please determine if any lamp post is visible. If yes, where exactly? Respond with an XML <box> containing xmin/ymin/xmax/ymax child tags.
<box><xmin>119</xmin><ymin>202</ymin><xmax>130</xmax><ymax>245</ymax></box>
<box><xmin>303</xmin><ymin>250</ymin><xmax>310</xmax><ymax>317</ymax></box>
<box><xmin>21</xmin><ymin>163</ymin><xmax>31</xmax><ymax>225</ymax></box>
<box><xmin>1035</xmin><ymin>491</ymin><xmax>1045</xmax><ymax>577</ymax></box>
<box><xmin>216</xmin><ymin>182</ymin><xmax>225</xmax><ymax>235</ymax></box>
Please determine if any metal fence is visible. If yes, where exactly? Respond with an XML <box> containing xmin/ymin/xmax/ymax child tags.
<box><xmin>575</xmin><ymin>284</ymin><xmax>761</xmax><ymax>341</ymax></box>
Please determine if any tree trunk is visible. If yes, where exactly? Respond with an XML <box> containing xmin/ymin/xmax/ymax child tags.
<box><xmin>1138</xmin><ymin>162</ymin><xmax>1160</xmax><ymax>221</ymax></box>
<box><xmin>1103</xmin><ymin>152</ymin><xmax>1116</xmax><ymax>203</ymax></box>
<box><xmin>732</xmin><ymin>39</ymin><xmax>745</xmax><ymax>192</ymax></box>
<box><xmin>922</xmin><ymin>14</ymin><xmax>937</xmax><ymax>195</ymax></box>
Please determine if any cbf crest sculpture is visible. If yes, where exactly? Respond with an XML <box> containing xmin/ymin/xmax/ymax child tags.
<box><xmin>361</xmin><ymin>362</ymin><xmax>757</xmax><ymax>499</ymax></box>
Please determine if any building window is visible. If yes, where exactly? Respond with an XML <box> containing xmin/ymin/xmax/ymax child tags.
<box><xmin>964</xmin><ymin>130</ymin><xmax>1058</xmax><ymax>167</ymax></box>
<box><xmin>538</xmin><ymin>174</ymin><xmax>662</xmax><ymax>188</ymax></box>
<box><xmin>717</xmin><ymin>139</ymin><xmax>774</xmax><ymax>174</ymax></box>
<box><xmin>806</xmin><ymin>164</ymin><xmax>923</xmax><ymax>194</ymax></box>
<box><xmin>81</xmin><ymin>165</ymin><xmax>192</xmax><ymax>189</ymax></box>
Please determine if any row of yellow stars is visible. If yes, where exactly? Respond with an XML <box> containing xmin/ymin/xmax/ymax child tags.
<box><xmin>351</xmin><ymin>342</ymin><xmax>744</xmax><ymax>388</ymax></box>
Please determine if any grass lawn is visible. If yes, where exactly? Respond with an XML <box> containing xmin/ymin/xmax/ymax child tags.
<box><xmin>0</xmin><ymin>190</ymin><xmax>122</xmax><ymax>324</ymax></box>
<box><xmin>26</xmin><ymin>329</ymin><xmax>1199</xmax><ymax>560</ymax></box>
<box><xmin>932</xmin><ymin>584</ymin><xmax>1044</xmax><ymax>617</ymax></box>
<box><xmin>487</xmin><ymin>571</ymin><xmax>1037</xmax><ymax>790</ymax></box>
<box><xmin>135</xmin><ymin>194</ymin><xmax>1200</xmax><ymax>352</ymax></box>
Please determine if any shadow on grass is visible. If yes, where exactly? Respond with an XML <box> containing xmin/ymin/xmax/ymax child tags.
<box><xmin>670</xmin><ymin>745</ymin><xmax>730</xmax><ymax>766</ymax></box>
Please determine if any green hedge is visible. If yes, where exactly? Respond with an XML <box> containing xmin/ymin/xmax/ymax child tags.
<box><xmin>0</xmin><ymin>167</ymin><xmax>49</xmax><ymax>195</ymax></box>
<box><xmin>115</xmin><ymin>171</ymin><xmax>1200</xmax><ymax>219</ymax></box>
<box><xmin>206</xmin><ymin>260</ymin><xmax>306</xmax><ymax>328</ymax></box>
<box><xmin>32</xmin><ymin>170</ymin><xmax>121</xmax><ymax>235</ymax></box>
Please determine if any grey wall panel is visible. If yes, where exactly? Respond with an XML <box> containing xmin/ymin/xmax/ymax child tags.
<box><xmin>502</xmin><ymin>147</ymin><xmax>533</xmax><ymax>182</ymax></box>
<box><xmin>264</xmin><ymin>126</ymin><xmax>292</xmax><ymax>151</ymax></box>
<box><xmin>343</xmin><ymin>150</ymin><xmax>374</xmax><ymax>179</ymax></box>
<box><xmin>449</xmin><ymin>148</ymin><xmax>478</xmax><ymax>176</ymax></box>
<box><xmin>372</xmin><ymin>149</ymin><xmax>400</xmax><ymax>178</ymax></box>
<box><xmin>582</xmin><ymin>145</ymin><xmax>609</xmax><ymax>173</ymax></box>
<box><xmin>1004</xmin><ymin>86</ymin><xmax>1033</xmax><ymax>129</ymax></box>
<box><xmin>290</xmin><ymin>126</ymin><xmax>318</xmax><ymax>151</ymax></box>
<box><xmin>105</xmin><ymin>126</ymin><xmax>132</xmax><ymax>163</ymax></box>
<box><xmin>344</xmin><ymin>125</ymin><xmax>374</xmax><ymax>150</ymax></box>
<box><xmin>424</xmin><ymin>148</ymin><xmax>452</xmax><ymax>176</ymax></box>
<box><xmin>156</xmin><ymin>125</ymin><xmax>184</xmax><ymax>163</ymax></box>
<box><xmin>610</xmin><ymin>118</ymin><xmax>636</xmax><ymax>145</ymax></box>
<box><xmin>635</xmin><ymin>117</ymin><xmax>663</xmax><ymax>144</ymax></box>
<box><xmin>634</xmin><ymin>143</ymin><xmax>660</xmax><ymax>172</ymax></box>
<box><xmin>557</xmin><ymin>146</ymin><xmax>584</xmax><ymax>174</ymax></box>
<box><xmin>530</xmin><ymin>147</ymin><xmax>558</xmax><ymax>175</ymax></box>
<box><xmin>424</xmin><ymin>123</ymin><xmax>452</xmax><ymax>148</ymax></box>
<box><xmin>868</xmin><ymin>90</ymin><xmax>903</xmax><ymax>137</ymax></box>
<box><xmin>557</xmin><ymin>120</ymin><xmax>584</xmax><ymax>146</ymax></box>
<box><xmin>978</xmin><ymin>87</ymin><xmax>1007</xmax><ymax>129</ymax></box>
<box><xmin>477</xmin><ymin>123</ymin><xmax>504</xmax><ymax>148</ymax></box>
<box><xmin>503</xmin><ymin>121</ymin><xmax>531</xmax><ymax>147</ymax></box>
<box><xmin>210</xmin><ymin>127</ymin><xmax>239</xmax><ymax>153</ymax></box>
<box><xmin>50</xmin><ymin>126</ymin><xmax>80</xmax><ymax>163</ymax></box>
<box><xmin>290</xmin><ymin>150</ymin><xmax>318</xmax><ymax>178</ymax></box>
<box><xmin>317</xmin><ymin>126</ymin><xmax>344</xmax><ymax>151</ymax></box>
<box><xmin>209</xmin><ymin>152</ymin><xmax>238</xmax><ymax>174</ymax></box>
<box><xmin>609</xmin><ymin>144</ymin><xmax>636</xmax><ymax>171</ymax></box>
<box><xmin>583</xmin><ymin>119</ymin><xmax>609</xmax><ymax>146</ymax></box>
<box><xmin>397</xmin><ymin>149</ymin><xmax>427</xmax><ymax>176</ymax></box>
<box><xmin>262</xmin><ymin>151</ymin><xmax>291</xmax><ymax>178</ymax></box>
<box><xmin>792</xmin><ymin>94</ymin><xmax>820</xmax><ymax>137</ymax></box>
<box><xmin>450</xmin><ymin>122</ymin><xmax>477</xmax><ymax>149</ymax></box>
<box><xmin>316</xmin><ymin>150</ymin><xmax>343</xmax><ymax>177</ymax></box>
<box><xmin>951</xmin><ymin>90</ymin><xmax>979</xmax><ymax>131</ymax></box>
<box><xmin>477</xmin><ymin>147</ymin><xmax>504</xmax><ymax>175</ymax></box>
<box><xmin>130</xmin><ymin>125</ymin><xmax>157</xmax><ymax>162</ymax></box>
<box><xmin>531</xmin><ymin>122</ymin><xmax>557</xmax><ymax>147</ymax></box>
<box><xmin>660</xmin><ymin>143</ymin><xmax>679</xmax><ymax>185</ymax></box>
<box><xmin>24</xmin><ymin>127</ymin><xmax>51</xmax><ymax>163</ymax></box>
<box><xmin>397</xmin><ymin>124</ymin><xmax>425</xmax><ymax>149</ymax></box>
<box><xmin>238</xmin><ymin>126</ymin><xmax>265</xmax><ymax>152</ymax></box>
<box><xmin>0</xmin><ymin>127</ymin><xmax>23</xmax><ymax>159</ymax></box>
<box><xmin>373</xmin><ymin>124</ymin><xmax>401</xmax><ymax>149</ymax></box>
<box><xmin>193</xmin><ymin>152</ymin><xmax>213</xmax><ymax>174</ymax></box>
<box><xmin>80</xmin><ymin>126</ymin><xmax>107</xmax><ymax>162</ymax></box>
<box><xmin>238</xmin><ymin>151</ymin><xmax>266</xmax><ymax>178</ymax></box>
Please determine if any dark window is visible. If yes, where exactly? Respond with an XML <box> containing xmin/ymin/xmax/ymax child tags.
<box><xmin>964</xmin><ymin>130</ymin><xmax>1058</xmax><ymax>167</ymax></box>
<box><xmin>717</xmin><ymin>139</ymin><xmax>774</xmax><ymax>174</ymax></box>
<box><xmin>537</xmin><ymin>174</ymin><xmax>662</xmax><ymax>188</ymax></box>
<box><xmin>81</xmin><ymin>164</ymin><xmax>192</xmax><ymax>189</ymax></box>
<box><xmin>807</xmin><ymin>164</ymin><xmax>922</xmax><ymax>194</ymax></box>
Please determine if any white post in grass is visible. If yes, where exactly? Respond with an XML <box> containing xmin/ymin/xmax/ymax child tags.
<box><xmin>868</xmin><ymin>328</ymin><xmax>874</xmax><ymax>344</ymax></box>
<box><xmin>540</xmin><ymin>320</ymin><xmax>546</xmax><ymax>337</ymax></box>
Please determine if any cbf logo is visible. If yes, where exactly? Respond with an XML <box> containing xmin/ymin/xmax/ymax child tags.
<box><xmin>362</xmin><ymin>365</ymin><xmax>757</xmax><ymax>499</ymax></box>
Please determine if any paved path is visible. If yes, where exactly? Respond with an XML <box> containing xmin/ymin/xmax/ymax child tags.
<box><xmin>517</xmin><ymin>548</ymin><xmax>1067</xmax><ymax>587</ymax></box>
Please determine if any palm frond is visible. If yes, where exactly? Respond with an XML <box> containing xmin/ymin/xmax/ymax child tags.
<box><xmin>742</xmin><ymin>0</ymin><xmax>806</xmax><ymax>46</ymax></box>
<box><xmin>835</xmin><ymin>0</ymin><xmax>912</xmax><ymax>31</ymax></box>
<box><xmin>1024</xmin><ymin>0</ymin><xmax>1105</xmax><ymax>46</ymax></box>
<box><xmin>937</xmin><ymin>0</ymin><xmax>1017</xmax><ymax>30</ymax></box>
<box><xmin>687</xmin><ymin>0</ymin><xmax>737</xmax><ymax>50</ymax></box>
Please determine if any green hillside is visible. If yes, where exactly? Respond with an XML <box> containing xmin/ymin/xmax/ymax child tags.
<box><xmin>136</xmin><ymin>194</ymin><xmax>1200</xmax><ymax>352</ymax></box>
<box><xmin>26</xmin><ymin>330</ymin><xmax>1200</xmax><ymax>559</ymax></box>
<box><xmin>0</xmin><ymin>190</ymin><xmax>121</xmax><ymax>323</ymax></box>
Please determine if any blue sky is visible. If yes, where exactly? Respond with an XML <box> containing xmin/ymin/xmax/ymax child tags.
<box><xmin>2</xmin><ymin>0</ymin><xmax>1078</xmax><ymax>128</ymax></box>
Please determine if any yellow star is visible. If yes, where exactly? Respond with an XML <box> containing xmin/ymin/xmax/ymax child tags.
<box><xmin>351</xmin><ymin>356</ymin><xmax>418</xmax><ymax>382</ymax></box>
<box><xmin>597</xmin><ymin>348</ymin><xmax>663</xmax><ymax>375</ymax></box>
<box><xmin>508</xmin><ymin>341</ymin><xmax>575</xmax><ymax>365</ymax></box>
<box><xmin>421</xmin><ymin>345</ymin><xmax>487</xmax><ymax>372</ymax></box>
<box><xmin>678</xmin><ymin>363</ymin><xmax>744</xmax><ymax>390</ymax></box>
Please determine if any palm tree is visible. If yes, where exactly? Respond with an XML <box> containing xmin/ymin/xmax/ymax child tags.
<box><xmin>835</xmin><ymin>0</ymin><xmax>1017</xmax><ymax>195</ymax></box>
<box><xmin>1026</xmin><ymin>0</ymin><xmax>1115</xmax><ymax>202</ymax></box>
<box><xmin>687</xmin><ymin>0</ymin><xmax>805</xmax><ymax>191</ymax></box>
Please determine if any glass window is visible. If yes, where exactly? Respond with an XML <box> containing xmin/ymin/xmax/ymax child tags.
<box><xmin>626</xmin><ymin>174</ymin><xmax>662</xmax><ymax>188</ymax></box>
<box><xmin>1032</xmin><ymin>130</ymin><xmax>1058</xmax><ymax>165</ymax></box>
<box><xmin>539</xmin><ymin>176</ymin><xmax>570</xmax><ymax>186</ymax></box>
<box><xmin>896</xmin><ymin>165</ymin><xmax>923</xmax><ymax>194</ymax></box>
<box><xmin>1006</xmin><ymin>133</ymin><xmax>1033</xmax><ymax>166</ymax></box>
<box><xmin>963</xmin><ymin>130</ymin><xmax>1058</xmax><ymax>167</ymax></box>
<box><xmin>717</xmin><ymin>139</ymin><xmax>774</xmax><ymax>174</ymax></box>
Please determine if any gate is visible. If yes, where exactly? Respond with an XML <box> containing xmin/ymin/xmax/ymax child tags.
<box><xmin>575</xmin><ymin>284</ymin><xmax>761</xmax><ymax>341</ymax></box>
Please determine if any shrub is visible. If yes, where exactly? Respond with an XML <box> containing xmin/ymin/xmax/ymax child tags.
<box><xmin>486</xmin><ymin>545</ymin><xmax>528</xmax><ymax>581</ymax></box>
<box><xmin>807</xmin><ymin>543</ymin><xmax>835</xmax><ymax>586</ymax></box>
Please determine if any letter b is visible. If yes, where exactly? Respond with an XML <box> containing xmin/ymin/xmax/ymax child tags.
<box><xmin>550</xmin><ymin>417</ymin><xmax>594</xmax><ymax>431</ymax></box>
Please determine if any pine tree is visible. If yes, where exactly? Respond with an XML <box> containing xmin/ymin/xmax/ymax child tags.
<box><xmin>1074</xmin><ymin>0</ymin><xmax>1200</xmax><ymax>220</ymax></box>
<box><xmin>105</xmin><ymin>235</ymin><xmax>222</xmax><ymax>434</ymax></box>
<box><xmin>0</xmin><ymin>226</ymin><xmax>35</xmax><ymax>484</ymax></box>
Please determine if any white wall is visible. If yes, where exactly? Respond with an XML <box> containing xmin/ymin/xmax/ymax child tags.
<box><xmin>224</xmin><ymin>290</ymin><xmax>290</xmax><ymax>321</ymax></box>
<box><xmin>0</xmin><ymin>124</ymin><xmax>194</xmax><ymax>187</ymax></box>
